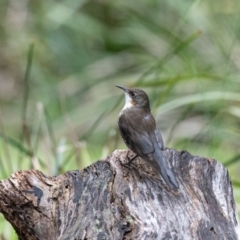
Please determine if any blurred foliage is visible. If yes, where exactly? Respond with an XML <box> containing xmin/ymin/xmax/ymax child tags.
<box><xmin>1</xmin><ymin>0</ymin><xmax>240</xmax><ymax>238</ymax></box>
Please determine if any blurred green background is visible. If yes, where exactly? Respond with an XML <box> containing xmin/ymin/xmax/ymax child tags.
<box><xmin>1</xmin><ymin>0</ymin><xmax>240</xmax><ymax>238</ymax></box>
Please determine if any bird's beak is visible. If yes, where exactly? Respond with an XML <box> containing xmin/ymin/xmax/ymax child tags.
<box><xmin>115</xmin><ymin>85</ymin><xmax>127</xmax><ymax>92</ymax></box>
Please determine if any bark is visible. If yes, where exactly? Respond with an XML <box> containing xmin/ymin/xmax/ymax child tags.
<box><xmin>0</xmin><ymin>148</ymin><xmax>239</xmax><ymax>240</ymax></box>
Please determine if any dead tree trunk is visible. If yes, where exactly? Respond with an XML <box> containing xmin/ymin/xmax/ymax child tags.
<box><xmin>0</xmin><ymin>148</ymin><xmax>239</xmax><ymax>240</ymax></box>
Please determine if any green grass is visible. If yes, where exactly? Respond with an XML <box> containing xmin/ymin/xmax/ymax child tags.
<box><xmin>1</xmin><ymin>0</ymin><xmax>240</xmax><ymax>238</ymax></box>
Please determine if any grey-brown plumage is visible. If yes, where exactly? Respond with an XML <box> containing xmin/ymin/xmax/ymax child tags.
<box><xmin>116</xmin><ymin>85</ymin><xmax>179</xmax><ymax>189</ymax></box>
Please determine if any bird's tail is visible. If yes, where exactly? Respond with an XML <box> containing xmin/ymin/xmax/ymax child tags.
<box><xmin>152</xmin><ymin>149</ymin><xmax>179</xmax><ymax>189</ymax></box>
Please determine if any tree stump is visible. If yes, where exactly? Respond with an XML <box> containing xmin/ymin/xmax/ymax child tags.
<box><xmin>0</xmin><ymin>148</ymin><xmax>239</xmax><ymax>240</ymax></box>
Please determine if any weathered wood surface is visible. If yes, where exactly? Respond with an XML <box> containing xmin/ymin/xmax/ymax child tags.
<box><xmin>0</xmin><ymin>148</ymin><xmax>239</xmax><ymax>240</ymax></box>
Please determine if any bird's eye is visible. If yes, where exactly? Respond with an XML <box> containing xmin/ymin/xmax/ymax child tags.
<box><xmin>130</xmin><ymin>91</ymin><xmax>135</xmax><ymax>97</ymax></box>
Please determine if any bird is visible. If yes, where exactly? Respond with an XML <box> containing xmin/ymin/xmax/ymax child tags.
<box><xmin>116</xmin><ymin>85</ymin><xmax>179</xmax><ymax>189</ymax></box>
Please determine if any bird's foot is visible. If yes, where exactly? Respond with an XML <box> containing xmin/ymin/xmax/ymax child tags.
<box><xmin>125</xmin><ymin>150</ymin><xmax>138</xmax><ymax>165</ymax></box>
<box><xmin>118</xmin><ymin>151</ymin><xmax>141</xmax><ymax>178</ymax></box>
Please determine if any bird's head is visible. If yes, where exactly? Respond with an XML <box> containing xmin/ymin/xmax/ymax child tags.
<box><xmin>116</xmin><ymin>85</ymin><xmax>150</xmax><ymax>111</ymax></box>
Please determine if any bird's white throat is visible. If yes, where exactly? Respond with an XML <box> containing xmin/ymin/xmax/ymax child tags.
<box><xmin>119</xmin><ymin>92</ymin><xmax>133</xmax><ymax>115</ymax></box>
<box><xmin>123</xmin><ymin>92</ymin><xmax>134</xmax><ymax>109</ymax></box>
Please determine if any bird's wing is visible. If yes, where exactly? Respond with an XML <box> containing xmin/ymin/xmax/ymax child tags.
<box><xmin>118</xmin><ymin>119</ymin><xmax>154</xmax><ymax>155</ymax></box>
<box><xmin>129</xmin><ymin>130</ymin><xmax>154</xmax><ymax>155</ymax></box>
<box><xmin>154</xmin><ymin>128</ymin><xmax>165</xmax><ymax>150</ymax></box>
